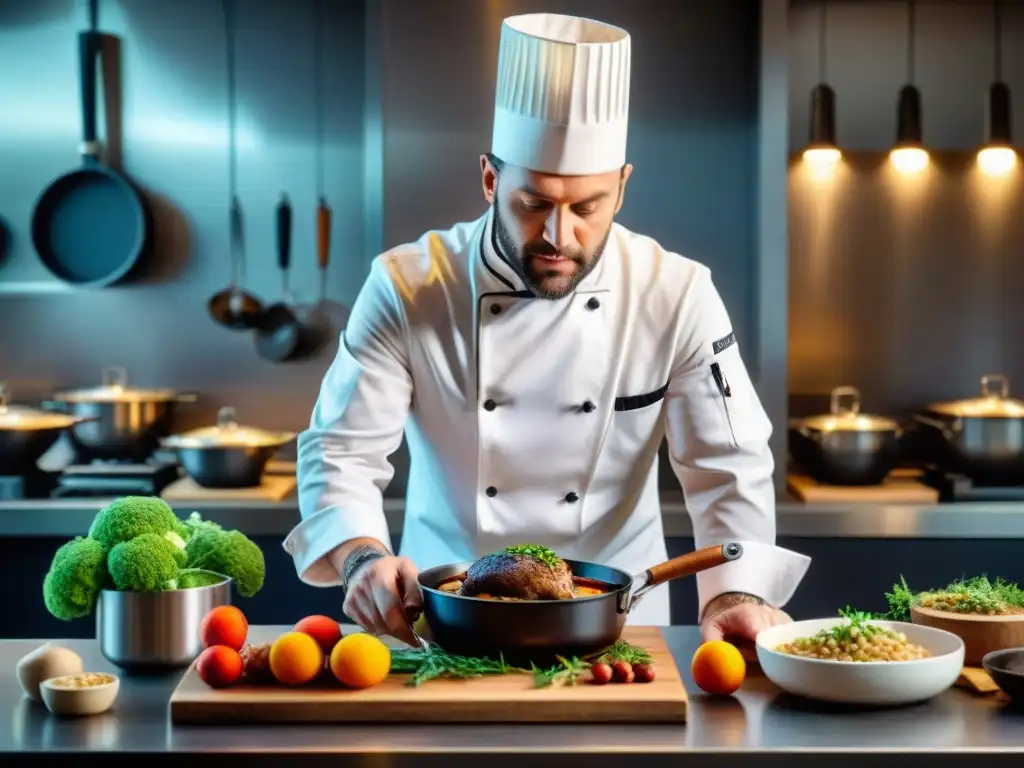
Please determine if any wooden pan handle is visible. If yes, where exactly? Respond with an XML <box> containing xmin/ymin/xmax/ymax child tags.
<box><xmin>317</xmin><ymin>197</ymin><xmax>331</xmax><ymax>270</ymax></box>
<box><xmin>643</xmin><ymin>543</ymin><xmax>743</xmax><ymax>589</ymax></box>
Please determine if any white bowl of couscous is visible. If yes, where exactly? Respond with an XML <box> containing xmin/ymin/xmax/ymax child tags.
<box><xmin>755</xmin><ymin>612</ymin><xmax>965</xmax><ymax>706</ymax></box>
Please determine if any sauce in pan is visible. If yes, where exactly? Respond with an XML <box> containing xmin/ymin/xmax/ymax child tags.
<box><xmin>435</xmin><ymin>572</ymin><xmax>614</xmax><ymax>600</ymax></box>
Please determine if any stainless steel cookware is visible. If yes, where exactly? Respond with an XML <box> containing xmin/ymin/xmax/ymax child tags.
<box><xmin>46</xmin><ymin>365</ymin><xmax>197</xmax><ymax>463</ymax></box>
<box><xmin>160</xmin><ymin>406</ymin><xmax>296</xmax><ymax>487</ymax></box>
<box><xmin>96</xmin><ymin>575</ymin><xmax>232</xmax><ymax>674</ymax></box>
<box><xmin>788</xmin><ymin>386</ymin><xmax>902</xmax><ymax>486</ymax></box>
<box><xmin>915</xmin><ymin>373</ymin><xmax>1024</xmax><ymax>486</ymax></box>
<box><xmin>414</xmin><ymin>543</ymin><xmax>742</xmax><ymax>664</ymax></box>
<box><xmin>0</xmin><ymin>382</ymin><xmax>91</xmax><ymax>473</ymax></box>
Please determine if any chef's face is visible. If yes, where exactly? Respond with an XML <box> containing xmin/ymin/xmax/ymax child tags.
<box><xmin>481</xmin><ymin>154</ymin><xmax>632</xmax><ymax>300</ymax></box>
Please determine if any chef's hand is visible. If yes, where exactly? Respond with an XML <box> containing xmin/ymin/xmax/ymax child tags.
<box><xmin>701</xmin><ymin>594</ymin><xmax>792</xmax><ymax>662</ymax></box>
<box><xmin>342</xmin><ymin>554</ymin><xmax>423</xmax><ymax>648</ymax></box>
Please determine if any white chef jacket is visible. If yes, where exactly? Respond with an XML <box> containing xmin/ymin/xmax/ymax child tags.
<box><xmin>283</xmin><ymin>208</ymin><xmax>811</xmax><ymax>625</ymax></box>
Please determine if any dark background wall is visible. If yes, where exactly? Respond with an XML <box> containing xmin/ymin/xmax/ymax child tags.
<box><xmin>787</xmin><ymin>1</ymin><xmax>1024</xmax><ymax>419</ymax></box>
<box><xmin>0</xmin><ymin>0</ymin><xmax>765</xmax><ymax>497</ymax></box>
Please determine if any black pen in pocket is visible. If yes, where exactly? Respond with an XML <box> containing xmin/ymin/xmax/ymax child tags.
<box><xmin>711</xmin><ymin>362</ymin><xmax>732</xmax><ymax>397</ymax></box>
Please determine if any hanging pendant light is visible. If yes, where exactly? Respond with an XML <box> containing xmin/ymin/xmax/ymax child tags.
<box><xmin>803</xmin><ymin>1</ymin><xmax>840</xmax><ymax>167</ymax></box>
<box><xmin>890</xmin><ymin>0</ymin><xmax>928</xmax><ymax>174</ymax></box>
<box><xmin>978</xmin><ymin>0</ymin><xmax>1016</xmax><ymax>176</ymax></box>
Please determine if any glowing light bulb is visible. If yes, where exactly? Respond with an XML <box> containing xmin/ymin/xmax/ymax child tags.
<box><xmin>890</xmin><ymin>146</ymin><xmax>929</xmax><ymax>174</ymax></box>
<box><xmin>803</xmin><ymin>147</ymin><xmax>841</xmax><ymax>166</ymax></box>
<box><xmin>978</xmin><ymin>146</ymin><xmax>1017</xmax><ymax>177</ymax></box>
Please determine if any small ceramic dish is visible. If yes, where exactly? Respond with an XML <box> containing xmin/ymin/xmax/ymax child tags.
<box><xmin>40</xmin><ymin>672</ymin><xmax>120</xmax><ymax>716</ymax></box>
<box><xmin>756</xmin><ymin>617</ymin><xmax>964</xmax><ymax>706</ymax></box>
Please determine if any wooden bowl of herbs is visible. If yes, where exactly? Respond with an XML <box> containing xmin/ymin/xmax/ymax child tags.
<box><xmin>886</xmin><ymin>575</ymin><xmax>1024</xmax><ymax>666</ymax></box>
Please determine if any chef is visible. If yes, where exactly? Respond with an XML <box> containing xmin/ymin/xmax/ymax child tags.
<box><xmin>283</xmin><ymin>12</ymin><xmax>811</xmax><ymax>650</ymax></box>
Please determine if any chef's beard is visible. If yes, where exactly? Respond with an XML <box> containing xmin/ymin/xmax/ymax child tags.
<box><xmin>491</xmin><ymin>199</ymin><xmax>610</xmax><ymax>300</ymax></box>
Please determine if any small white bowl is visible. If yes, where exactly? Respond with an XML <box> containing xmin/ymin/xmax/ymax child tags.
<box><xmin>40</xmin><ymin>673</ymin><xmax>120</xmax><ymax>717</ymax></box>
<box><xmin>755</xmin><ymin>617</ymin><xmax>965</xmax><ymax>706</ymax></box>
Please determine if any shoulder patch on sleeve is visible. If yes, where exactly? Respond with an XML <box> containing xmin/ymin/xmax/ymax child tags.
<box><xmin>712</xmin><ymin>331</ymin><xmax>736</xmax><ymax>355</ymax></box>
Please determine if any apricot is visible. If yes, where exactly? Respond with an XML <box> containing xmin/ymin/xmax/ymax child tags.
<box><xmin>691</xmin><ymin>640</ymin><xmax>746</xmax><ymax>696</ymax></box>
<box><xmin>269</xmin><ymin>631</ymin><xmax>324</xmax><ymax>685</ymax></box>
<box><xmin>200</xmin><ymin>605</ymin><xmax>248</xmax><ymax>651</ymax></box>
<box><xmin>196</xmin><ymin>645</ymin><xmax>243</xmax><ymax>688</ymax></box>
<box><xmin>330</xmin><ymin>632</ymin><xmax>391</xmax><ymax>689</ymax></box>
<box><xmin>294</xmin><ymin>614</ymin><xmax>343</xmax><ymax>653</ymax></box>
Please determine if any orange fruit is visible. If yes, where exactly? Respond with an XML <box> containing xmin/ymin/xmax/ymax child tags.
<box><xmin>691</xmin><ymin>640</ymin><xmax>746</xmax><ymax>695</ymax></box>
<box><xmin>196</xmin><ymin>645</ymin><xmax>243</xmax><ymax>688</ymax></box>
<box><xmin>269</xmin><ymin>631</ymin><xmax>324</xmax><ymax>685</ymax></box>
<box><xmin>200</xmin><ymin>605</ymin><xmax>248</xmax><ymax>651</ymax></box>
<box><xmin>294</xmin><ymin>615</ymin><xmax>343</xmax><ymax>653</ymax></box>
<box><xmin>329</xmin><ymin>632</ymin><xmax>391</xmax><ymax>689</ymax></box>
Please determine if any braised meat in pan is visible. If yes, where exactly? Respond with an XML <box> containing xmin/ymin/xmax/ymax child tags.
<box><xmin>460</xmin><ymin>544</ymin><xmax>575</xmax><ymax>600</ymax></box>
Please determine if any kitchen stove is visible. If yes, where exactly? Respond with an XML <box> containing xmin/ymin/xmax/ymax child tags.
<box><xmin>921</xmin><ymin>468</ymin><xmax>1024</xmax><ymax>502</ymax></box>
<box><xmin>0</xmin><ymin>455</ymin><xmax>181</xmax><ymax>500</ymax></box>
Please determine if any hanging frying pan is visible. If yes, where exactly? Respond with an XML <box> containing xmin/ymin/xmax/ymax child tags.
<box><xmin>30</xmin><ymin>0</ymin><xmax>150</xmax><ymax>287</ymax></box>
<box><xmin>254</xmin><ymin>194</ymin><xmax>303</xmax><ymax>362</ymax></box>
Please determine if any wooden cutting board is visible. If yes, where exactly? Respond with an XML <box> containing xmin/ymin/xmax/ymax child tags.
<box><xmin>169</xmin><ymin>626</ymin><xmax>687</xmax><ymax>724</ymax></box>
<box><xmin>161</xmin><ymin>474</ymin><xmax>297</xmax><ymax>502</ymax></box>
<box><xmin>787</xmin><ymin>471</ymin><xmax>939</xmax><ymax>503</ymax></box>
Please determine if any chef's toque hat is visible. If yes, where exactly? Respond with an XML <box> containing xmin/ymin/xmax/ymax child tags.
<box><xmin>490</xmin><ymin>13</ymin><xmax>631</xmax><ymax>176</ymax></box>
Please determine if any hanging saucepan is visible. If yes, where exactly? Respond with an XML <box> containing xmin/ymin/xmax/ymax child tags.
<box><xmin>160</xmin><ymin>406</ymin><xmax>296</xmax><ymax>488</ymax></box>
<box><xmin>0</xmin><ymin>383</ymin><xmax>94</xmax><ymax>474</ymax></box>
<box><xmin>412</xmin><ymin>543</ymin><xmax>742</xmax><ymax>664</ymax></box>
<box><xmin>914</xmin><ymin>373</ymin><xmax>1024</xmax><ymax>486</ymax></box>
<box><xmin>788</xmin><ymin>385</ymin><xmax>902</xmax><ymax>486</ymax></box>
<box><xmin>45</xmin><ymin>365</ymin><xmax>197</xmax><ymax>463</ymax></box>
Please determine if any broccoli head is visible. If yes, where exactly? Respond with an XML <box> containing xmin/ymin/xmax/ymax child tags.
<box><xmin>43</xmin><ymin>536</ymin><xmax>110</xmax><ymax>620</ymax></box>
<box><xmin>185</xmin><ymin>527</ymin><xmax>265</xmax><ymax>597</ymax></box>
<box><xmin>88</xmin><ymin>496</ymin><xmax>188</xmax><ymax>549</ymax></box>
<box><xmin>176</xmin><ymin>569</ymin><xmax>230</xmax><ymax>589</ymax></box>
<box><xmin>107</xmin><ymin>532</ymin><xmax>180</xmax><ymax>592</ymax></box>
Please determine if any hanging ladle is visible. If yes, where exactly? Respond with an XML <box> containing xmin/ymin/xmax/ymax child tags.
<box><xmin>254</xmin><ymin>193</ymin><xmax>303</xmax><ymax>361</ymax></box>
<box><xmin>209</xmin><ymin>196</ymin><xmax>263</xmax><ymax>328</ymax></box>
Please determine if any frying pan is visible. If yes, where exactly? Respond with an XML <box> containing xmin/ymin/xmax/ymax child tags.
<box><xmin>30</xmin><ymin>0</ymin><xmax>150</xmax><ymax>287</ymax></box>
<box><xmin>413</xmin><ymin>542</ymin><xmax>743</xmax><ymax>664</ymax></box>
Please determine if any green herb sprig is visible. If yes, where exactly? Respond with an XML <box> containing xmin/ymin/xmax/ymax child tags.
<box><xmin>883</xmin><ymin>574</ymin><xmax>1024</xmax><ymax>619</ymax></box>
<box><xmin>501</xmin><ymin>544</ymin><xmax>562</xmax><ymax>568</ymax></box>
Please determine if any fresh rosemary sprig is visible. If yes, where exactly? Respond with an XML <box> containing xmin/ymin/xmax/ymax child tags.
<box><xmin>596</xmin><ymin>639</ymin><xmax>653</xmax><ymax>666</ymax></box>
<box><xmin>531</xmin><ymin>655</ymin><xmax>591</xmax><ymax>688</ymax></box>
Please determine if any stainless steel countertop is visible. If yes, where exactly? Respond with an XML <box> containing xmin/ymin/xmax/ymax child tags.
<box><xmin>2</xmin><ymin>625</ymin><xmax>1024</xmax><ymax>765</ymax></box>
<box><xmin>4</xmin><ymin>495</ymin><xmax>1024</xmax><ymax>538</ymax></box>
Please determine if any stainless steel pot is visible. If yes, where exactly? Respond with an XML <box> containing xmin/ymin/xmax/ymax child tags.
<box><xmin>0</xmin><ymin>382</ymin><xmax>92</xmax><ymax>473</ymax></box>
<box><xmin>788</xmin><ymin>386</ymin><xmax>902</xmax><ymax>486</ymax></box>
<box><xmin>415</xmin><ymin>543</ymin><xmax>742</xmax><ymax>664</ymax></box>
<box><xmin>96</xmin><ymin>575</ymin><xmax>232</xmax><ymax>674</ymax></box>
<box><xmin>915</xmin><ymin>373</ymin><xmax>1024</xmax><ymax>486</ymax></box>
<box><xmin>46</xmin><ymin>365</ymin><xmax>197</xmax><ymax>463</ymax></box>
<box><xmin>160</xmin><ymin>406</ymin><xmax>296</xmax><ymax>487</ymax></box>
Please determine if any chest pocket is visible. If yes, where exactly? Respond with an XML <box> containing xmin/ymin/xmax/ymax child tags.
<box><xmin>589</xmin><ymin>382</ymin><xmax>668</xmax><ymax>496</ymax></box>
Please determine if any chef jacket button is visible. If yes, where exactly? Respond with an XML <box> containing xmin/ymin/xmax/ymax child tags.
<box><xmin>490</xmin><ymin>303</ymin><xmax>502</xmax><ymax>315</ymax></box>
<box><xmin>586</xmin><ymin>297</ymin><xmax>600</xmax><ymax>310</ymax></box>
<box><xmin>581</xmin><ymin>400</ymin><xmax>595</xmax><ymax>413</ymax></box>
<box><xmin>483</xmin><ymin>399</ymin><xmax>497</xmax><ymax>411</ymax></box>
<box><xmin>565</xmin><ymin>491</ymin><xmax>579</xmax><ymax>503</ymax></box>
<box><xmin>486</xmin><ymin>486</ymin><xmax>498</xmax><ymax>497</ymax></box>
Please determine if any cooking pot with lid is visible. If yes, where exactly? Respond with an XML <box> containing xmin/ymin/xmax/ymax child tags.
<box><xmin>160</xmin><ymin>406</ymin><xmax>296</xmax><ymax>488</ymax></box>
<box><xmin>45</xmin><ymin>365</ymin><xmax>197</xmax><ymax>463</ymax></box>
<box><xmin>0</xmin><ymin>382</ymin><xmax>92</xmax><ymax>473</ymax></box>
<box><xmin>914</xmin><ymin>373</ymin><xmax>1024</xmax><ymax>486</ymax></box>
<box><xmin>788</xmin><ymin>385</ymin><xmax>902</xmax><ymax>485</ymax></box>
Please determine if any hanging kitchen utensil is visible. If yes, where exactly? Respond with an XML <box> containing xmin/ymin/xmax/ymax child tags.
<box><xmin>412</xmin><ymin>543</ymin><xmax>743</xmax><ymax>664</ymax></box>
<box><xmin>788</xmin><ymin>386</ymin><xmax>902</xmax><ymax>486</ymax></box>
<box><xmin>160</xmin><ymin>406</ymin><xmax>296</xmax><ymax>488</ymax></box>
<box><xmin>208</xmin><ymin>0</ymin><xmax>262</xmax><ymax>329</ymax></box>
<box><xmin>30</xmin><ymin>0</ymin><xmax>152</xmax><ymax>287</ymax></box>
<box><xmin>254</xmin><ymin>194</ymin><xmax>304</xmax><ymax>361</ymax></box>
<box><xmin>915</xmin><ymin>373</ymin><xmax>1024</xmax><ymax>486</ymax></box>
